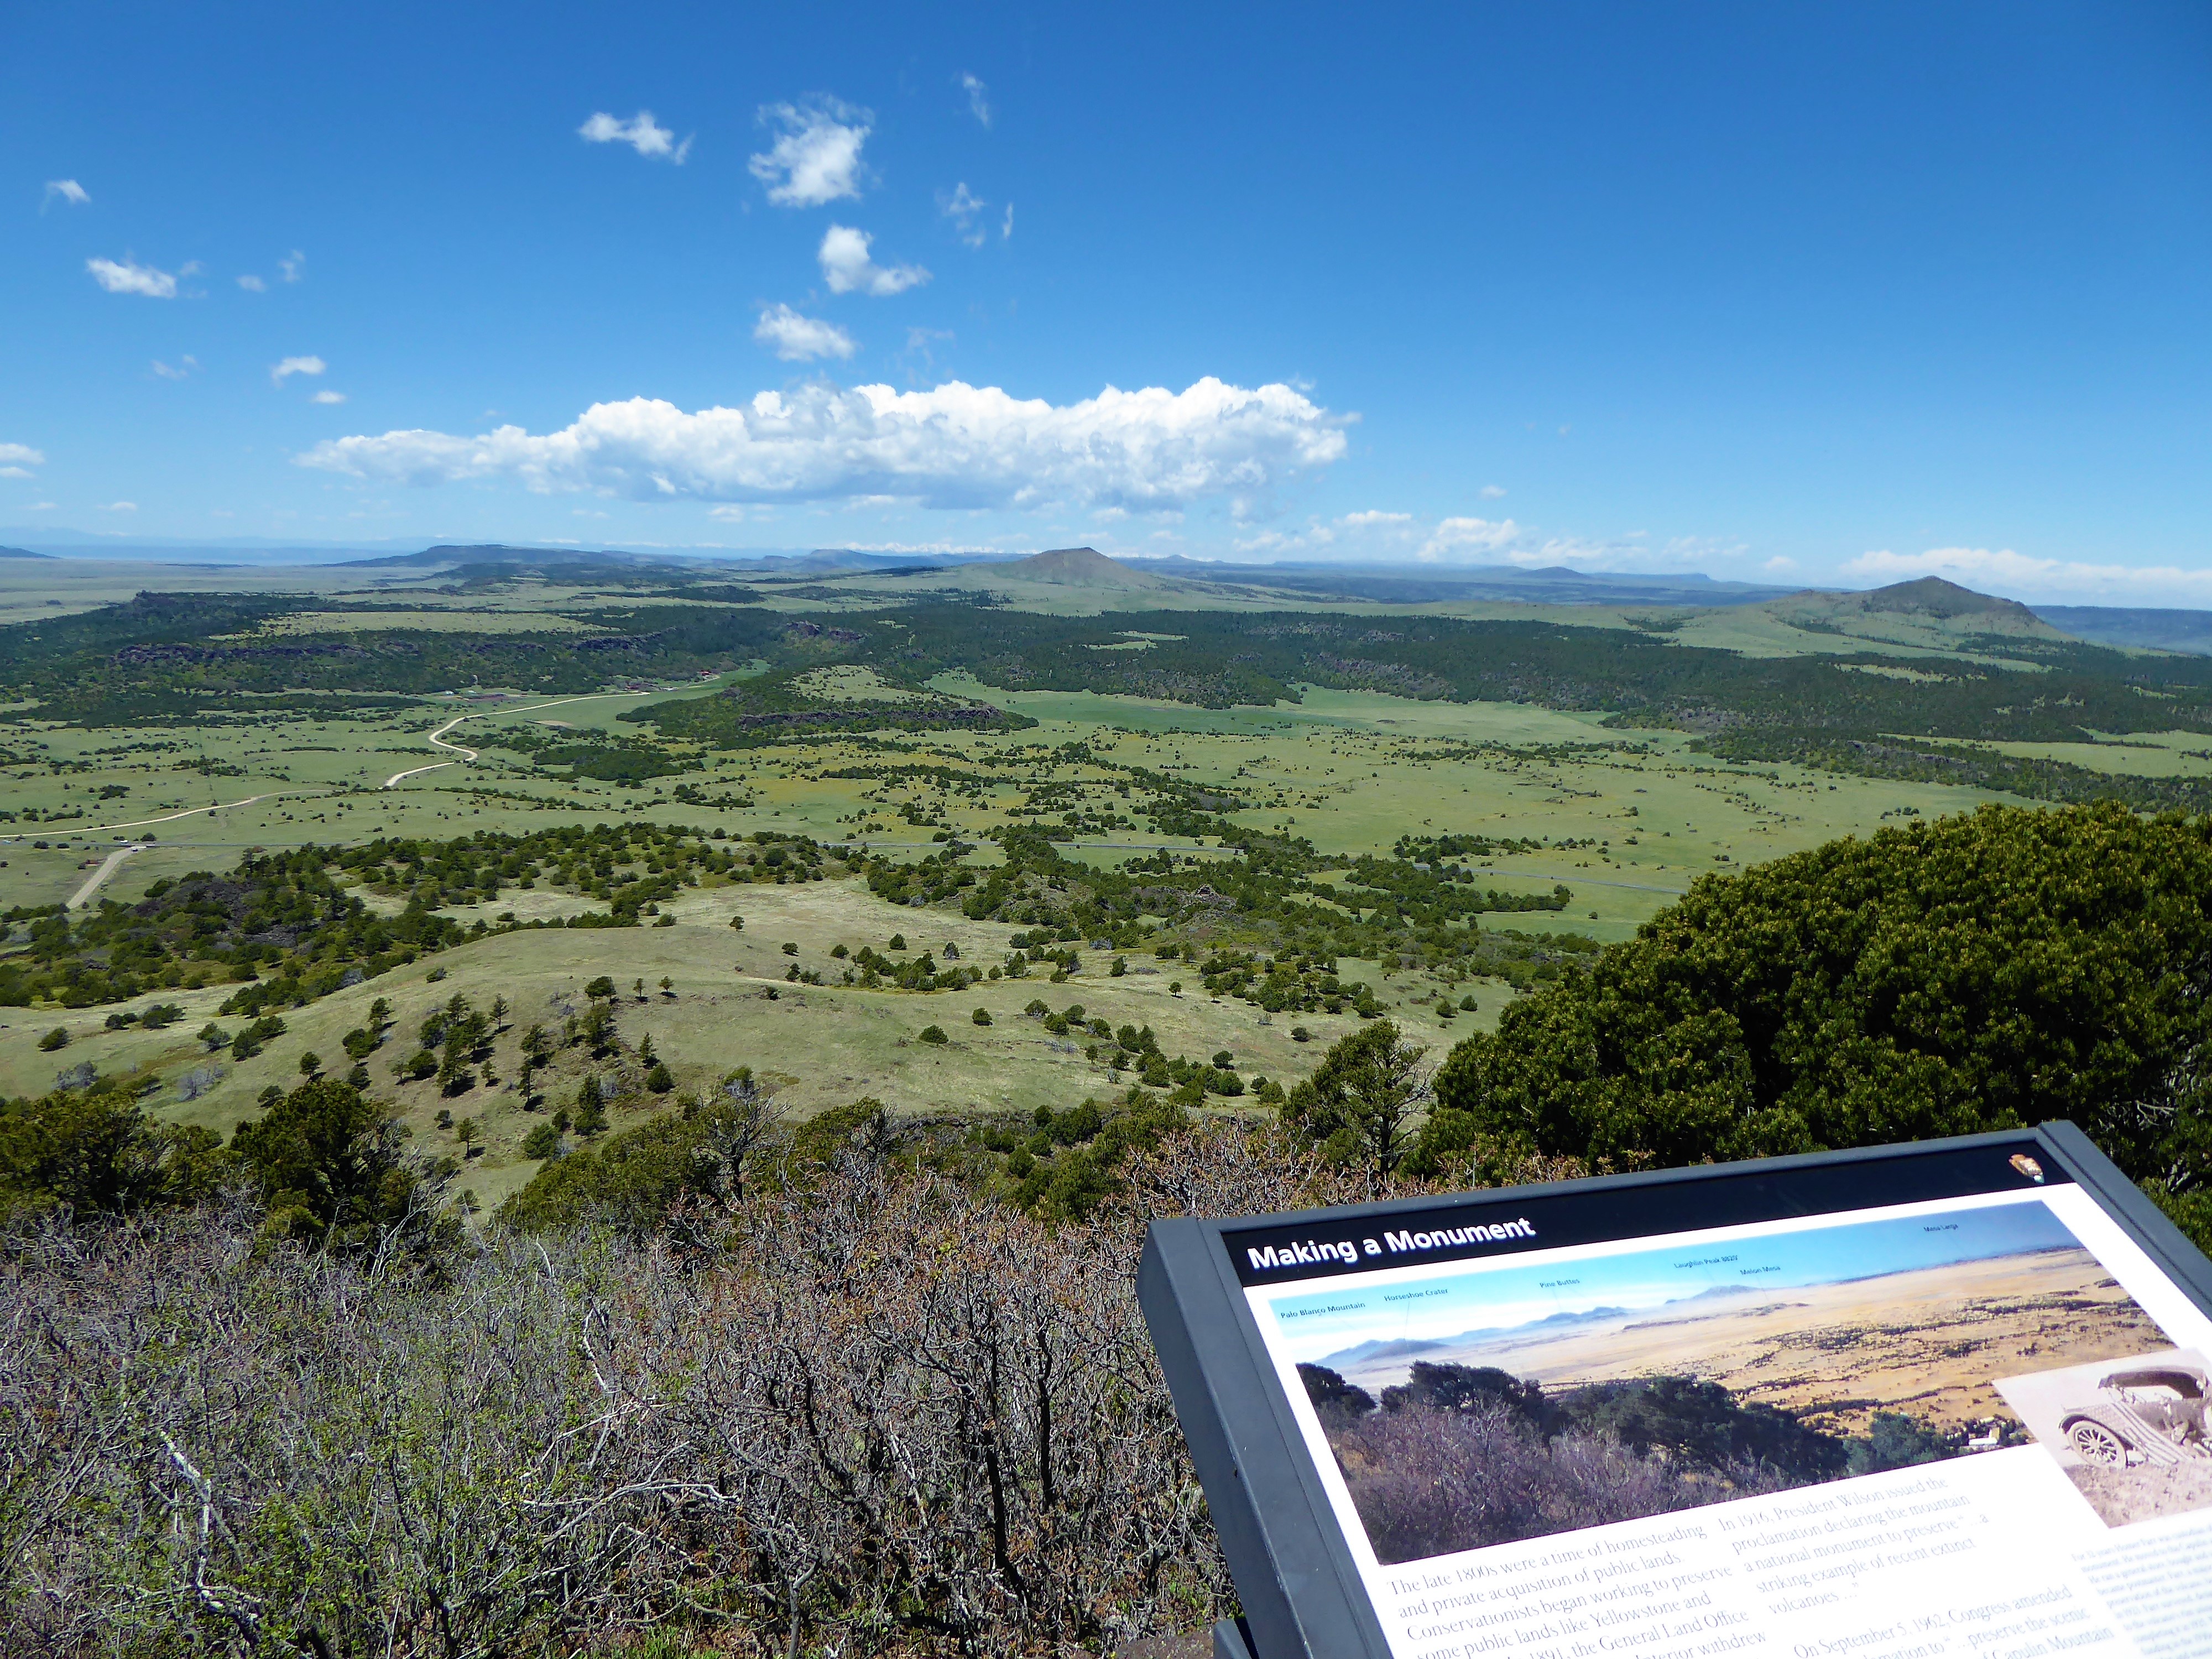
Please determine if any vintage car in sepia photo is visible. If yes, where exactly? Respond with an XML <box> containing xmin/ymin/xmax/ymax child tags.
<box><xmin>2058</xmin><ymin>1361</ymin><xmax>2212</xmax><ymax>1467</ymax></box>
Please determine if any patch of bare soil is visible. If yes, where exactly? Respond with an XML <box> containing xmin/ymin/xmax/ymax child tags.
<box><xmin>2065</xmin><ymin>1459</ymin><xmax>2212</xmax><ymax>1528</ymax></box>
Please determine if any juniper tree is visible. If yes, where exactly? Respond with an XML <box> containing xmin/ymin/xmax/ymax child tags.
<box><xmin>1279</xmin><ymin>1019</ymin><xmax>1430</xmax><ymax>1179</ymax></box>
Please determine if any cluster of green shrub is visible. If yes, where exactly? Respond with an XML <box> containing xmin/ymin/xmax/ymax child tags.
<box><xmin>0</xmin><ymin>1072</ymin><xmax>455</xmax><ymax>1254</ymax></box>
<box><xmin>627</xmin><ymin>661</ymin><xmax>1037</xmax><ymax>747</ymax></box>
<box><xmin>845</xmin><ymin>942</ymin><xmax>983</xmax><ymax>992</ymax></box>
<box><xmin>933</xmin><ymin>827</ymin><xmax>1594</xmax><ymax>990</ymax></box>
<box><xmin>0</xmin><ymin>852</ymin><xmax>466</xmax><ymax>1010</ymax></box>
<box><xmin>1695</xmin><ymin>727</ymin><xmax>2212</xmax><ymax>815</ymax></box>
<box><xmin>482</xmin><ymin>722</ymin><xmax>701</xmax><ymax>782</ymax></box>
<box><xmin>0</xmin><ymin>823</ymin><xmax>849</xmax><ymax>1016</ymax></box>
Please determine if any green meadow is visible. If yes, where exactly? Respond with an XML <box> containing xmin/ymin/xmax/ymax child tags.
<box><xmin>7</xmin><ymin>550</ymin><xmax>2211</xmax><ymax>1216</ymax></box>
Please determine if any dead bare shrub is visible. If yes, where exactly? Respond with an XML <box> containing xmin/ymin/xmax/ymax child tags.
<box><xmin>1</xmin><ymin>1117</ymin><xmax>1406</xmax><ymax>1657</ymax></box>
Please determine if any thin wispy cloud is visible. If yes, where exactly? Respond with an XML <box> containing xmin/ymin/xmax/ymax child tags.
<box><xmin>152</xmin><ymin>356</ymin><xmax>200</xmax><ymax>380</ymax></box>
<box><xmin>1480</xmin><ymin>484</ymin><xmax>1506</xmax><ymax>499</ymax></box>
<box><xmin>818</xmin><ymin>225</ymin><xmax>928</xmax><ymax>296</ymax></box>
<box><xmin>43</xmin><ymin>179</ymin><xmax>90</xmax><ymax>210</ymax></box>
<box><xmin>86</xmin><ymin>256</ymin><xmax>179</xmax><ymax>298</ymax></box>
<box><xmin>237</xmin><ymin>274</ymin><xmax>267</xmax><ymax>292</ymax></box>
<box><xmin>100</xmin><ymin>501</ymin><xmax>138</xmax><ymax>513</ymax></box>
<box><xmin>749</xmin><ymin>98</ymin><xmax>870</xmax><ymax>206</ymax></box>
<box><xmin>272</xmin><ymin>355</ymin><xmax>327</xmax><ymax>385</ymax></box>
<box><xmin>902</xmin><ymin>326</ymin><xmax>954</xmax><ymax>372</ymax></box>
<box><xmin>754</xmin><ymin>304</ymin><xmax>857</xmax><ymax>362</ymax></box>
<box><xmin>959</xmin><ymin>72</ymin><xmax>992</xmax><ymax>128</ymax></box>
<box><xmin>279</xmin><ymin>250</ymin><xmax>305</xmax><ymax>284</ymax></box>
<box><xmin>578</xmin><ymin>109</ymin><xmax>692</xmax><ymax>163</ymax></box>
<box><xmin>1002</xmin><ymin>204</ymin><xmax>1014</xmax><ymax>241</ymax></box>
<box><xmin>301</xmin><ymin>376</ymin><xmax>1350</xmax><ymax>512</ymax></box>
<box><xmin>939</xmin><ymin>182</ymin><xmax>989</xmax><ymax>248</ymax></box>
<box><xmin>311</xmin><ymin>389</ymin><xmax>348</xmax><ymax>404</ymax></box>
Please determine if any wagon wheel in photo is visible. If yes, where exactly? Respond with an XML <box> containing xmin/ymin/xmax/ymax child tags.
<box><xmin>2065</xmin><ymin>1418</ymin><xmax>2132</xmax><ymax>1467</ymax></box>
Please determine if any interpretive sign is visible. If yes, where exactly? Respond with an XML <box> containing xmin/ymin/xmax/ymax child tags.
<box><xmin>1139</xmin><ymin>1124</ymin><xmax>2212</xmax><ymax>1659</ymax></box>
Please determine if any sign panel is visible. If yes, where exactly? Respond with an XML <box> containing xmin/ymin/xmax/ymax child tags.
<box><xmin>1140</xmin><ymin>1126</ymin><xmax>2212</xmax><ymax>1659</ymax></box>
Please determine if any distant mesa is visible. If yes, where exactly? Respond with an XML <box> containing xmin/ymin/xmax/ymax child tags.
<box><xmin>2033</xmin><ymin>603</ymin><xmax>2212</xmax><ymax>657</ymax></box>
<box><xmin>336</xmin><ymin>542</ymin><xmax>611</xmax><ymax>570</ymax></box>
<box><xmin>997</xmin><ymin>546</ymin><xmax>1166</xmax><ymax>589</ymax></box>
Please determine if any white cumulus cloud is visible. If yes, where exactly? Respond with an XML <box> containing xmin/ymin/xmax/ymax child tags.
<box><xmin>272</xmin><ymin>355</ymin><xmax>327</xmax><ymax>385</ymax></box>
<box><xmin>298</xmin><ymin>376</ymin><xmax>1350</xmax><ymax>512</ymax></box>
<box><xmin>1339</xmin><ymin>510</ymin><xmax>1412</xmax><ymax>528</ymax></box>
<box><xmin>312</xmin><ymin>389</ymin><xmax>348</xmax><ymax>404</ymax></box>
<box><xmin>1420</xmin><ymin>516</ymin><xmax>1522</xmax><ymax>560</ymax></box>
<box><xmin>754</xmin><ymin>304</ymin><xmax>857</xmax><ymax>362</ymax></box>
<box><xmin>1845</xmin><ymin>545</ymin><xmax>2212</xmax><ymax>605</ymax></box>
<box><xmin>0</xmin><ymin>443</ymin><xmax>48</xmax><ymax>472</ymax></box>
<box><xmin>579</xmin><ymin>109</ymin><xmax>691</xmax><ymax>163</ymax></box>
<box><xmin>959</xmin><ymin>72</ymin><xmax>992</xmax><ymax>128</ymax></box>
<box><xmin>44</xmin><ymin>179</ymin><xmax>90</xmax><ymax>208</ymax></box>
<box><xmin>237</xmin><ymin>273</ymin><xmax>267</xmax><ymax>291</ymax></box>
<box><xmin>749</xmin><ymin>98</ymin><xmax>869</xmax><ymax>206</ymax></box>
<box><xmin>87</xmin><ymin>256</ymin><xmax>178</xmax><ymax>298</ymax></box>
<box><xmin>818</xmin><ymin>225</ymin><xmax>928</xmax><ymax>297</ymax></box>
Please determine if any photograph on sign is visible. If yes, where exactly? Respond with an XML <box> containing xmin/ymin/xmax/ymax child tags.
<box><xmin>1995</xmin><ymin>1349</ymin><xmax>2212</xmax><ymax>1527</ymax></box>
<box><xmin>1265</xmin><ymin>1199</ymin><xmax>2174</xmax><ymax>1563</ymax></box>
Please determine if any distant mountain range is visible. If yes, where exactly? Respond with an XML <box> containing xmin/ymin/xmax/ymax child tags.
<box><xmin>7</xmin><ymin>530</ymin><xmax>2212</xmax><ymax>652</ymax></box>
<box><xmin>1317</xmin><ymin>1284</ymin><xmax>1762</xmax><ymax>1371</ymax></box>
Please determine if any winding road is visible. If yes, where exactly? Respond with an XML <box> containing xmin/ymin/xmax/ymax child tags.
<box><xmin>379</xmin><ymin>692</ymin><xmax>643</xmax><ymax>789</ymax></box>
<box><xmin>381</xmin><ymin>712</ymin><xmax>483</xmax><ymax>787</ymax></box>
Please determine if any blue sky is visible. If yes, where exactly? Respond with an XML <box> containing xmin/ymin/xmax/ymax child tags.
<box><xmin>4</xmin><ymin>2</ymin><xmax>2210</xmax><ymax>601</ymax></box>
<box><xmin>1266</xmin><ymin>1199</ymin><xmax>2081</xmax><ymax>1364</ymax></box>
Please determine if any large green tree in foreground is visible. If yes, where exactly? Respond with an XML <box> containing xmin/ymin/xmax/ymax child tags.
<box><xmin>1413</xmin><ymin>804</ymin><xmax>2212</xmax><ymax>1241</ymax></box>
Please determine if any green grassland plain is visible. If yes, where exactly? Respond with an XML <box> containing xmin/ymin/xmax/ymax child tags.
<box><xmin>7</xmin><ymin>555</ymin><xmax>2211</xmax><ymax>1214</ymax></box>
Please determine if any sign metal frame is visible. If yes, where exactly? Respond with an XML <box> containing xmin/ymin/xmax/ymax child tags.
<box><xmin>1136</xmin><ymin>1123</ymin><xmax>2212</xmax><ymax>1659</ymax></box>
